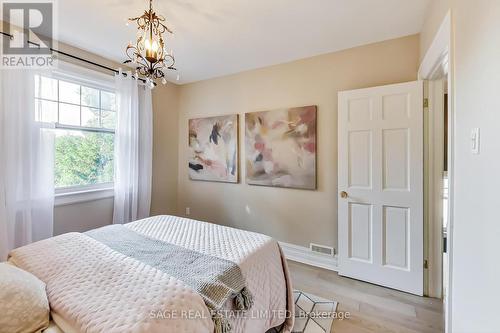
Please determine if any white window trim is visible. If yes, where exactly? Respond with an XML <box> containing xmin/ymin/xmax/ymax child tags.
<box><xmin>55</xmin><ymin>183</ymin><xmax>114</xmax><ymax>207</ymax></box>
<box><xmin>42</xmin><ymin>62</ymin><xmax>117</xmax><ymax>206</ymax></box>
<box><xmin>54</xmin><ymin>60</ymin><xmax>115</xmax><ymax>91</ymax></box>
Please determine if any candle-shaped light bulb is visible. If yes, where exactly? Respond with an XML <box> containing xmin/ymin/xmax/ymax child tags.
<box><xmin>145</xmin><ymin>38</ymin><xmax>152</xmax><ymax>51</ymax></box>
<box><xmin>151</xmin><ymin>40</ymin><xmax>159</xmax><ymax>52</ymax></box>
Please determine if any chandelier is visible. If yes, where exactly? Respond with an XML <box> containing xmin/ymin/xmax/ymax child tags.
<box><xmin>124</xmin><ymin>0</ymin><xmax>176</xmax><ymax>84</ymax></box>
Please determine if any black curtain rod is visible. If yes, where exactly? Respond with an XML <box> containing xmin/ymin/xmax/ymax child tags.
<box><xmin>0</xmin><ymin>31</ymin><xmax>150</xmax><ymax>84</ymax></box>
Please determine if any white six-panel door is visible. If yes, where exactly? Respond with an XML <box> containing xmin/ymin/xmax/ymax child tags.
<box><xmin>338</xmin><ymin>81</ymin><xmax>423</xmax><ymax>295</ymax></box>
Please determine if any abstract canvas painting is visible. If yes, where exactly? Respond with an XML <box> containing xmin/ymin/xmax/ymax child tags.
<box><xmin>188</xmin><ymin>115</ymin><xmax>239</xmax><ymax>183</ymax></box>
<box><xmin>245</xmin><ymin>105</ymin><xmax>317</xmax><ymax>189</ymax></box>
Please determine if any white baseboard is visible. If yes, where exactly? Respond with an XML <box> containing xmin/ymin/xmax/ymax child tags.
<box><xmin>279</xmin><ymin>241</ymin><xmax>338</xmax><ymax>272</ymax></box>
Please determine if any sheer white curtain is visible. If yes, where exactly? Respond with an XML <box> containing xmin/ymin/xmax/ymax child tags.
<box><xmin>0</xmin><ymin>70</ymin><xmax>55</xmax><ymax>260</ymax></box>
<box><xmin>113</xmin><ymin>72</ymin><xmax>153</xmax><ymax>224</ymax></box>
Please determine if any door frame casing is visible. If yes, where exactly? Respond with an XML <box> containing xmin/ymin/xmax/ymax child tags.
<box><xmin>418</xmin><ymin>10</ymin><xmax>453</xmax><ymax>333</ymax></box>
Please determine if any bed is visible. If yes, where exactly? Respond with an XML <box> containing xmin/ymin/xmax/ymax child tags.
<box><xmin>8</xmin><ymin>215</ymin><xmax>294</xmax><ymax>333</ymax></box>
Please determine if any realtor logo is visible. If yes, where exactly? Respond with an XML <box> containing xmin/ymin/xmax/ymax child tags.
<box><xmin>1</xmin><ymin>0</ymin><xmax>57</xmax><ymax>68</ymax></box>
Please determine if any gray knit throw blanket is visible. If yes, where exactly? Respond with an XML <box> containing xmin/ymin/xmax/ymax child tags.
<box><xmin>86</xmin><ymin>224</ymin><xmax>253</xmax><ymax>333</ymax></box>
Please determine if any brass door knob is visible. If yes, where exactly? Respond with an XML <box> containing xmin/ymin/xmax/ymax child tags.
<box><xmin>340</xmin><ymin>191</ymin><xmax>348</xmax><ymax>199</ymax></box>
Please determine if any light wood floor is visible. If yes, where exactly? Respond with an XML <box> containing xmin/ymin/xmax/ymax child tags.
<box><xmin>288</xmin><ymin>261</ymin><xmax>444</xmax><ymax>333</ymax></box>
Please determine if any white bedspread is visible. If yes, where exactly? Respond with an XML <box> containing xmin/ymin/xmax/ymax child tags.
<box><xmin>9</xmin><ymin>215</ymin><xmax>294</xmax><ymax>333</ymax></box>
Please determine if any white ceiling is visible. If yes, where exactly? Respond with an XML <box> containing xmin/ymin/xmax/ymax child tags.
<box><xmin>55</xmin><ymin>0</ymin><xmax>430</xmax><ymax>84</ymax></box>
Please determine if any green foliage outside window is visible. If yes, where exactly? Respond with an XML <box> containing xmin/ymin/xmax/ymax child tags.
<box><xmin>55</xmin><ymin>131</ymin><xmax>114</xmax><ymax>188</ymax></box>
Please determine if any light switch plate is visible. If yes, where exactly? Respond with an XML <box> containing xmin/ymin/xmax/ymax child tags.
<box><xmin>471</xmin><ymin>128</ymin><xmax>480</xmax><ymax>154</ymax></box>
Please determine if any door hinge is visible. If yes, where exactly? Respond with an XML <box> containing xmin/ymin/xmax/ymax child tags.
<box><xmin>423</xmin><ymin>98</ymin><xmax>429</xmax><ymax>108</ymax></box>
<box><xmin>424</xmin><ymin>259</ymin><xmax>429</xmax><ymax>269</ymax></box>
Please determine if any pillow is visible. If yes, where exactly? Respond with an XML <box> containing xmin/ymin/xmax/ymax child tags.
<box><xmin>0</xmin><ymin>263</ymin><xmax>50</xmax><ymax>333</ymax></box>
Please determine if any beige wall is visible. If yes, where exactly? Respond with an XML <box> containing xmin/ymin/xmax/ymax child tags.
<box><xmin>420</xmin><ymin>0</ymin><xmax>451</xmax><ymax>61</ymax></box>
<box><xmin>174</xmin><ymin>35</ymin><xmax>419</xmax><ymax>249</ymax></box>
<box><xmin>54</xmin><ymin>198</ymin><xmax>114</xmax><ymax>235</ymax></box>
<box><xmin>448</xmin><ymin>1</ymin><xmax>500</xmax><ymax>331</ymax></box>
<box><xmin>151</xmin><ymin>83</ymin><xmax>180</xmax><ymax>215</ymax></box>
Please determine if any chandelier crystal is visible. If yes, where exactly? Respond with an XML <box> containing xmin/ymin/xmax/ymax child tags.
<box><xmin>124</xmin><ymin>0</ymin><xmax>176</xmax><ymax>84</ymax></box>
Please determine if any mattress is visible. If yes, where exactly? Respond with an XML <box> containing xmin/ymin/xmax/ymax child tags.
<box><xmin>10</xmin><ymin>215</ymin><xmax>294</xmax><ymax>333</ymax></box>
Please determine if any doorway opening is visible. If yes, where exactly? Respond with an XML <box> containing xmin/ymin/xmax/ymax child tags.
<box><xmin>442</xmin><ymin>90</ymin><xmax>449</xmax><ymax>301</ymax></box>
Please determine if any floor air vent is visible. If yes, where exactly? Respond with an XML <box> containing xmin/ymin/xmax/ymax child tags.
<box><xmin>310</xmin><ymin>243</ymin><xmax>335</xmax><ymax>256</ymax></box>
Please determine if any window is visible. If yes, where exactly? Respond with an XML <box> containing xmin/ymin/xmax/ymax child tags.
<box><xmin>35</xmin><ymin>74</ymin><xmax>116</xmax><ymax>192</ymax></box>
